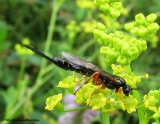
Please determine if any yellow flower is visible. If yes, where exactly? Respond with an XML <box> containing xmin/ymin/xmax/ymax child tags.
<box><xmin>80</xmin><ymin>20</ymin><xmax>97</xmax><ymax>33</ymax></box>
<box><xmin>15</xmin><ymin>38</ymin><xmax>34</xmax><ymax>56</ymax></box>
<box><xmin>111</xmin><ymin>64</ymin><xmax>148</xmax><ymax>86</ymax></box>
<box><xmin>45</xmin><ymin>93</ymin><xmax>62</xmax><ymax>111</ymax></box>
<box><xmin>76</xmin><ymin>0</ymin><xmax>95</xmax><ymax>9</ymax></box>
<box><xmin>143</xmin><ymin>90</ymin><xmax>160</xmax><ymax>112</ymax></box>
<box><xmin>57</xmin><ymin>76</ymin><xmax>79</xmax><ymax>88</ymax></box>
<box><xmin>117</xmin><ymin>94</ymin><xmax>138</xmax><ymax>113</ymax></box>
<box><xmin>89</xmin><ymin>93</ymin><xmax>107</xmax><ymax>110</ymax></box>
<box><xmin>101</xmin><ymin>98</ymin><xmax>115</xmax><ymax>113</ymax></box>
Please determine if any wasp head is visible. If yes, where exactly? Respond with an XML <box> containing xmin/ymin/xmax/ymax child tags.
<box><xmin>115</xmin><ymin>76</ymin><xmax>132</xmax><ymax>96</ymax></box>
<box><xmin>123</xmin><ymin>85</ymin><xmax>132</xmax><ymax>96</ymax></box>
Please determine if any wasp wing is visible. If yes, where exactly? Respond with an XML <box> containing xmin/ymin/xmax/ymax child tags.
<box><xmin>61</xmin><ymin>52</ymin><xmax>116</xmax><ymax>80</ymax></box>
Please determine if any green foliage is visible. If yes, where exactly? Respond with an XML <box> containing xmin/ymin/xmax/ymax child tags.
<box><xmin>0</xmin><ymin>0</ymin><xmax>160</xmax><ymax>124</ymax></box>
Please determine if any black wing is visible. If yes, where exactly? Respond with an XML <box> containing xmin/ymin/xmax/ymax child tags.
<box><xmin>61</xmin><ymin>52</ymin><xmax>116</xmax><ymax>80</ymax></box>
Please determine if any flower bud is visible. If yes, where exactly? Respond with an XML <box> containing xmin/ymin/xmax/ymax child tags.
<box><xmin>110</xmin><ymin>8</ymin><xmax>121</xmax><ymax>18</ymax></box>
<box><xmin>138</xmin><ymin>27</ymin><xmax>147</xmax><ymax>37</ymax></box>
<box><xmin>112</xmin><ymin>2</ymin><xmax>122</xmax><ymax>10</ymax></box>
<box><xmin>146</xmin><ymin>13</ymin><xmax>157</xmax><ymax>23</ymax></box>
<box><xmin>147</xmin><ymin>23</ymin><xmax>159</xmax><ymax>32</ymax></box>
<box><xmin>97</xmin><ymin>22</ymin><xmax>106</xmax><ymax>31</ymax></box>
<box><xmin>135</xmin><ymin>13</ymin><xmax>145</xmax><ymax>25</ymax></box>
<box><xmin>99</xmin><ymin>3</ymin><xmax>110</xmax><ymax>13</ymax></box>
<box><xmin>124</xmin><ymin>23</ymin><xmax>134</xmax><ymax>31</ymax></box>
<box><xmin>116</xmin><ymin>55</ymin><xmax>128</xmax><ymax>65</ymax></box>
<box><xmin>130</xmin><ymin>27</ymin><xmax>139</xmax><ymax>35</ymax></box>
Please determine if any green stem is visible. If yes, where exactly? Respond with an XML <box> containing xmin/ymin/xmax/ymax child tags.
<box><xmin>63</xmin><ymin>106</ymin><xmax>91</xmax><ymax>112</ymax></box>
<box><xmin>125</xmin><ymin>65</ymin><xmax>146</xmax><ymax>124</ymax></box>
<box><xmin>124</xmin><ymin>64</ymin><xmax>132</xmax><ymax>73</ymax></box>
<box><xmin>42</xmin><ymin>72</ymin><xmax>54</xmax><ymax>83</ymax></box>
<box><xmin>41</xmin><ymin>64</ymin><xmax>55</xmax><ymax>76</ymax></box>
<box><xmin>78</xmin><ymin>39</ymin><xmax>95</xmax><ymax>55</ymax></box>
<box><xmin>108</xmin><ymin>15</ymin><xmax>116</xmax><ymax>33</ymax></box>
<box><xmin>5</xmin><ymin>1</ymin><xmax>65</xmax><ymax>119</ymax></box>
<box><xmin>132</xmin><ymin>85</ymin><xmax>146</xmax><ymax>124</ymax></box>
<box><xmin>29</xmin><ymin>0</ymin><xmax>64</xmax><ymax>97</ymax></box>
<box><xmin>39</xmin><ymin>0</ymin><xmax>59</xmax><ymax>74</ymax></box>
<box><xmin>102</xmin><ymin>112</ymin><xmax>110</xmax><ymax>124</ymax></box>
<box><xmin>17</xmin><ymin>55</ymin><xmax>26</xmax><ymax>89</ymax></box>
<box><xmin>5</xmin><ymin>55</ymin><xmax>27</xmax><ymax>119</ymax></box>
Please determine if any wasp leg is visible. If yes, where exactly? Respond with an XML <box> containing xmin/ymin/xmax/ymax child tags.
<box><xmin>74</xmin><ymin>72</ymin><xmax>100</xmax><ymax>95</ymax></box>
<box><xmin>115</xmin><ymin>87</ymin><xmax>123</xmax><ymax>93</ymax></box>
<box><xmin>116</xmin><ymin>87</ymin><xmax>126</xmax><ymax>105</ymax></box>
<box><xmin>87</xmin><ymin>84</ymin><xmax>106</xmax><ymax>106</ymax></box>
<box><xmin>75</xmin><ymin>75</ymin><xmax>87</xmax><ymax>84</ymax></box>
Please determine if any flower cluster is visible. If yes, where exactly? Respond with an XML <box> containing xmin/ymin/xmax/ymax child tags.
<box><xmin>76</xmin><ymin>0</ymin><xmax>95</xmax><ymax>9</ymax></box>
<box><xmin>125</xmin><ymin>13</ymin><xmax>159</xmax><ymax>39</ymax></box>
<box><xmin>66</xmin><ymin>20</ymin><xmax>97</xmax><ymax>45</ymax></box>
<box><xmin>45</xmin><ymin>93</ymin><xmax>63</xmax><ymax>111</ymax></box>
<box><xmin>66</xmin><ymin>20</ymin><xmax>97</xmax><ymax>34</ymax></box>
<box><xmin>124</xmin><ymin>13</ymin><xmax>159</xmax><ymax>47</ymax></box>
<box><xmin>94</xmin><ymin>0</ymin><xmax>122</xmax><ymax>18</ymax></box>
<box><xmin>15</xmin><ymin>38</ymin><xmax>34</xmax><ymax>56</ymax></box>
<box><xmin>75</xmin><ymin>83</ymin><xmax>116</xmax><ymax>113</ymax></box>
<box><xmin>66</xmin><ymin>21</ymin><xmax>80</xmax><ymax>33</ymax></box>
<box><xmin>116</xmin><ymin>94</ymin><xmax>138</xmax><ymax>113</ymax></box>
<box><xmin>143</xmin><ymin>90</ymin><xmax>160</xmax><ymax>112</ymax></box>
<box><xmin>80</xmin><ymin>20</ymin><xmax>97</xmax><ymax>33</ymax></box>
<box><xmin>111</xmin><ymin>64</ymin><xmax>148</xmax><ymax>86</ymax></box>
<box><xmin>112</xmin><ymin>64</ymin><xmax>148</xmax><ymax>113</ymax></box>
<box><xmin>94</xmin><ymin>22</ymin><xmax>147</xmax><ymax>65</ymax></box>
<box><xmin>98</xmin><ymin>13</ymin><xmax>120</xmax><ymax>29</ymax></box>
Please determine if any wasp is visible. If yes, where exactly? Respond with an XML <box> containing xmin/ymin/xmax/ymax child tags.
<box><xmin>24</xmin><ymin>45</ymin><xmax>133</xmax><ymax>99</ymax></box>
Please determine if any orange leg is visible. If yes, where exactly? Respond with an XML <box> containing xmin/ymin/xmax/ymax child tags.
<box><xmin>87</xmin><ymin>84</ymin><xmax>106</xmax><ymax>106</ymax></box>
<box><xmin>116</xmin><ymin>87</ymin><xmax>123</xmax><ymax>93</ymax></box>
<box><xmin>115</xmin><ymin>87</ymin><xmax>126</xmax><ymax>105</ymax></box>
<box><xmin>75</xmin><ymin>75</ymin><xmax>87</xmax><ymax>83</ymax></box>
<box><xmin>74</xmin><ymin>72</ymin><xmax>100</xmax><ymax>95</ymax></box>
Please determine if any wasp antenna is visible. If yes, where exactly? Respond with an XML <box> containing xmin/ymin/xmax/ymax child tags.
<box><xmin>23</xmin><ymin>44</ymin><xmax>54</xmax><ymax>63</ymax></box>
<box><xmin>131</xmin><ymin>87</ymin><xmax>148</xmax><ymax>95</ymax></box>
<box><xmin>131</xmin><ymin>88</ymin><xmax>138</xmax><ymax>90</ymax></box>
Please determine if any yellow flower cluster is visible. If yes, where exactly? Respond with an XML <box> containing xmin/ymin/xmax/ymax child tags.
<box><xmin>45</xmin><ymin>93</ymin><xmax>62</xmax><ymax>111</ymax></box>
<box><xmin>111</xmin><ymin>64</ymin><xmax>148</xmax><ymax>86</ymax></box>
<box><xmin>143</xmin><ymin>90</ymin><xmax>160</xmax><ymax>112</ymax></box>
<box><xmin>76</xmin><ymin>0</ymin><xmax>95</xmax><ymax>9</ymax></box>
<box><xmin>15</xmin><ymin>38</ymin><xmax>34</xmax><ymax>56</ymax></box>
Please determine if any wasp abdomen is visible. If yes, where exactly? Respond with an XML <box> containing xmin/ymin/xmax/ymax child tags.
<box><xmin>53</xmin><ymin>57</ymin><xmax>82</xmax><ymax>72</ymax></box>
<box><xmin>53</xmin><ymin>57</ymin><xmax>94</xmax><ymax>76</ymax></box>
<box><xmin>53</xmin><ymin>57</ymin><xmax>70</xmax><ymax>70</ymax></box>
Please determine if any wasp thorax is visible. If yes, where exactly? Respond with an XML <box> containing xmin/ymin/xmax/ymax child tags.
<box><xmin>116</xmin><ymin>76</ymin><xmax>126</xmax><ymax>86</ymax></box>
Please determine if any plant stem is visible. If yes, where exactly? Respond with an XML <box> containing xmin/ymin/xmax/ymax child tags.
<box><xmin>124</xmin><ymin>64</ymin><xmax>132</xmax><ymax>73</ymax></box>
<box><xmin>5</xmin><ymin>1</ymin><xmax>64</xmax><ymax>120</ymax></box>
<box><xmin>41</xmin><ymin>64</ymin><xmax>55</xmax><ymax>76</ymax></box>
<box><xmin>102</xmin><ymin>112</ymin><xmax>110</xmax><ymax>124</ymax></box>
<box><xmin>63</xmin><ymin>106</ymin><xmax>91</xmax><ymax>112</ymax></box>
<box><xmin>17</xmin><ymin>55</ymin><xmax>26</xmax><ymax>89</ymax></box>
<box><xmin>29</xmin><ymin>0</ymin><xmax>64</xmax><ymax>97</ymax></box>
<box><xmin>132</xmin><ymin>85</ymin><xmax>146</xmax><ymax>124</ymax></box>
<box><xmin>125</xmin><ymin>65</ymin><xmax>146</xmax><ymax>124</ymax></box>
<box><xmin>108</xmin><ymin>15</ymin><xmax>116</xmax><ymax>33</ymax></box>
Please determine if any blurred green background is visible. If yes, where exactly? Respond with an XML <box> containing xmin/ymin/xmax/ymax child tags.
<box><xmin>0</xmin><ymin>0</ymin><xmax>160</xmax><ymax>124</ymax></box>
